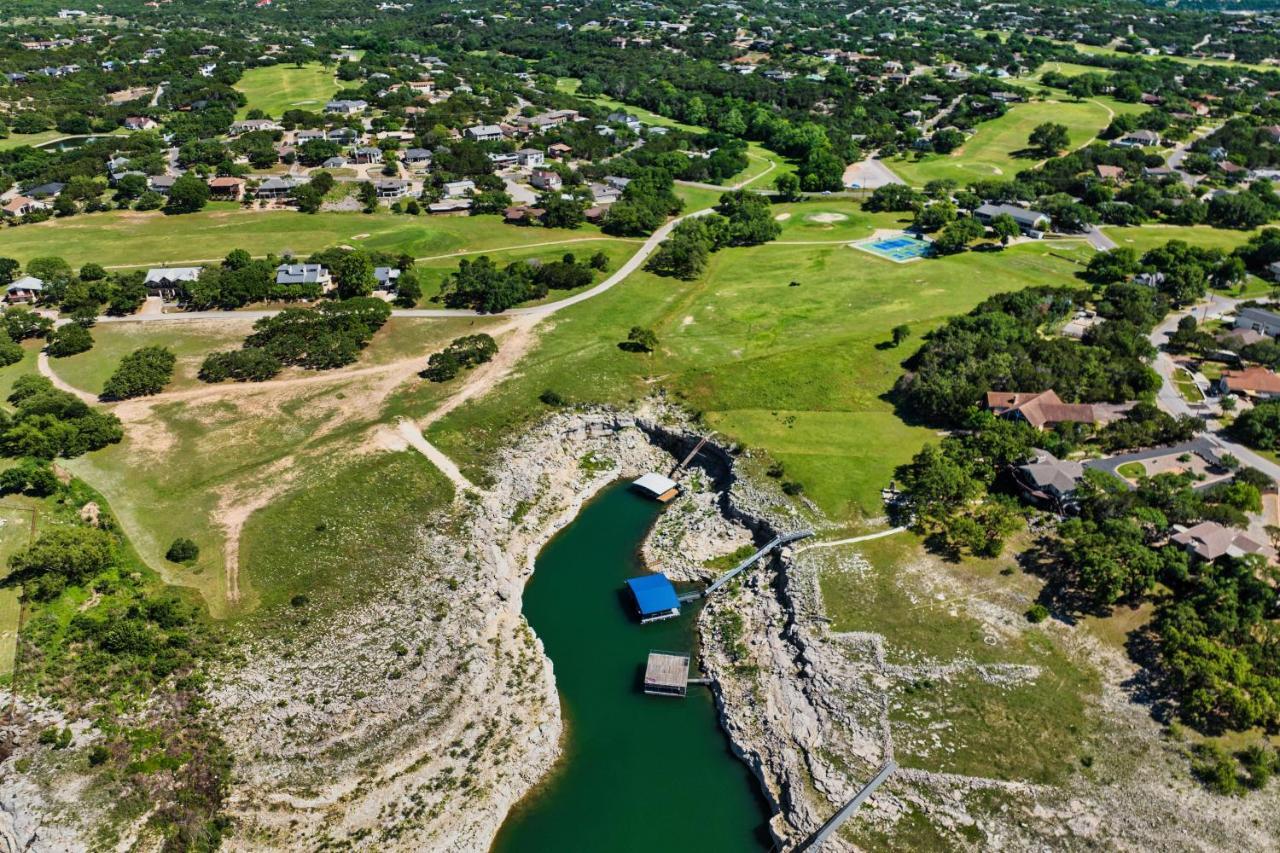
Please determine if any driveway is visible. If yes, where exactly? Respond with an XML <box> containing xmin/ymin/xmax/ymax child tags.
<box><xmin>842</xmin><ymin>158</ymin><xmax>904</xmax><ymax>190</ymax></box>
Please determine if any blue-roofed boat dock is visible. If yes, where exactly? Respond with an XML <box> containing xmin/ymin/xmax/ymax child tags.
<box><xmin>626</xmin><ymin>574</ymin><xmax>682</xmax><ymax>623</ymax></box>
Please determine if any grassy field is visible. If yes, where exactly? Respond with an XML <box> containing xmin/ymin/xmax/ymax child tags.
<box><xmin>0</xmin><ymin>208</ymin><xmax>626</xmax><ymax>269</ymax></box>
<box><xmin>1106</xmin><ymin>224</ymin><xmax>1264</xmax><ymax>254</ymax></box>
<box><xmin>821</xmin><ymin>533</ymin><xmax>1099</xmax><ymax>785</ymax></box>
<box><xmin>57</xmin><ymin>317</ymin><xmax>485</xmax><ymax>615</ymax></box>
<box><xmin>1116</xmin><ymin>461</ymin><xmax>1148</xmax><ymax>480</ymax></box>
<box><xmin>52</xmin><ymin>320</ymin><xmax>256</xmax><ymax>396</ymax></box>
<box><xmin>1173</xmin><ymin>369</ymin><xmax>1205</xmax><ymax>404</ymax></box>
<box><xmin>428</xmin><ymin>201</ymin><xmax>1095</xmax><ymax>522</ymax></box>
<box><xmin>0</xmin><ymin>501</ymin><xmax>37</xmax><ymax>679</ymax></box>
<box><xmin>888</xmin><ymin>97</ymin><xmax>1145</xmax><ymax>186</ymax></box>
<box><xmin>234</xmin><ymin>62</ymin><xmax>340</xmax><ymax>118</ymax></box>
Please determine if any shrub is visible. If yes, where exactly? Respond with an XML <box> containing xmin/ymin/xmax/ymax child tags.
<box><xmin>100</xmin><ymin>346</ymin><xmax>175</xmax><ymax>400</ymax></box>
<box><xmin>46</xmin><ymin>323</ymin><xmax>93</xmax><ymax>358</ymax></box>
<box><xmin>539</xmin><ymin>389</ymin><xmax>567</xmax><ymax>407</ymax></box>
<box><xmin>165</xmin><ymin>537</ymin><xmax>199</xmax><ymax>563</ymax></box>
<box><xmin>1026</xmin><ymin>604</ymin><xmax>1050</xmax><ymax>623</ymax></box>
<box><xmin>422</xmin><ymin>334</ymin><xmax>498</xmax><ymax>382</ymax></box>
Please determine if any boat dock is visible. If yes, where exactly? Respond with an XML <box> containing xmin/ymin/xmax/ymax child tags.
<box><xmin>644</xmin><ymin>651</ymin><xmax>691</xmax><ymax>697</ymax></box>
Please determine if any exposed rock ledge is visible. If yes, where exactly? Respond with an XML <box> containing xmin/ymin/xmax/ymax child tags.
<box><xmin>209</xmin><ymin>403</ymin><xmax>810</xmax><ymax>851</ymax></box>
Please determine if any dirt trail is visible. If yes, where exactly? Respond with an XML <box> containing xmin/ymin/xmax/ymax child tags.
<box><xmin>37</xmin><ymin>352</ymin><xmax>99</xmax><ymax>404</ymax></box>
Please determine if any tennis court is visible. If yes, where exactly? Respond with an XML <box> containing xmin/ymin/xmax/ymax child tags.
<box><xmin>854</xmin><ymin>233</ymin><xmax>933</xmax><ymax>263</ymax></box>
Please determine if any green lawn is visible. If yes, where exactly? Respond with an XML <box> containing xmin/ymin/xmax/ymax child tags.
<box><xmin>0</xmin><ymin>128</ymin><xmax>129</xmax><ymax>152</ymax></box>
<box><xmin>429</xmin><ymin>219</ymin><xmax>1094</xmax><ymax>522</ymax></box>
<box><xmin>1030</xmin><ymin>61</ymin><xmax>1115</xmax><ymax>82</ymax></box>
<box><xmin>1173</xmin><ymin>369</ymin><xmax>1205</xmax><ymax>404</ymax></box>
<box><xmin>0</xmin><ymin>208</ymin><xmax>621</xmax><ymax>269</ymax></box>
<box><xmin>1116</xmin><ymin>461</ymin><xmax>1148</xmax><ymax>480</ymax></box>
<box><xmin>1106</xmin><ymin>224</ymin><xmax>1264</xmax><ymax>254</ymax></box>
<box><xmin>888</xmin><ymin>97</ymin><xmax>1145</xmax><ymax>186</ymax></box>
<box><xmin>234</xmin><ymin>62</ymin><xmax>340</xmax><ymax>118</ymax></box>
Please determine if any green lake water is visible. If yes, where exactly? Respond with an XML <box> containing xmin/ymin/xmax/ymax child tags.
<box><xmin>491</xmin><ymin>481</ymin><xmax>773</xmax><ymax>853</ymax></box>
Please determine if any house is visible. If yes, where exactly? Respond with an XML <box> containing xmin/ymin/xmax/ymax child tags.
<box><xmin>1014</xmin><ymin>449</ymin><xmax>1085</xmax><ymax>512</ymax></box>
<box><xmin>324</xmin><ymin>99</ymin><xmax>368</xmax><ymax>115</ymax></box>
<box><xmin>144</xmin><ymin>267</ymin><xmax>202</xmax><ymax>299</ymax></box>
<box><xmin>275</xmin><ymin>263</ymin><xmax>331</xmax><ymax>286</ymax></box>
<box><xmin>373</xmin><ymin>267</ymin><xmax>401</xmax><ymax>290</ymax></box>
<box><xmin>590</xmin><ymin>182</ymin><xmax>622</xmax><ymax>204</ymax></box>
<box><xmin>428</xmin><ymin>199</ymin><xmax>472</xmax><ymax>214</ymax></box>
<box><xmin>974</xmin><ymin>203</ymin><xmax>1050</xmax><ymax>236</ymax></box>
<box><xmin>124</xmin><ymin>115</ymin><xmax>158</xmax><ymax>131</ymax></box>
<box><xmin>442</xmin><ymin>179</ymin><xmax>475</xmax><ymax>198</ymax></box>
<box><xmin>322</xmin><ymin>156</ymin><xmax>348</xmax><ymax>169</ymax></box>
<box><xmin>207</xmin><ymin>177</ymin><xmax>246</xmax><ymax>200</ymax></box>
<box><xmin>1269</xmin><ymin>261</ymin><xmax>1280</xmax><ymax>283</ymax></box>
<box><xmin>1219</xmin><ymin>161</ymin><xmax>1247</xmax><ymax>178</ymax></box>
<box><xmin>1216</xmin><ymin>365</ymin><xmax>1280</xmax><ymax>399</ymax></box>
<box><xmin>547</xmin><ymin>143</ymin><xmax>572</xmax><ymax>160</ymax></box>
<box><xmin>1233</xmin><ymin>306</ymin><xmax>1280</xmax><ymax>338</ymax></box>
<box><xmin>504</xmin><ymin>205</ymin><xmax>545</xmax><ymax>224</ymax></box>
<box><xmin>296</xmin><ymin>130</ymin><xmax>326</xmax><ymax>144</ymax></box>
<box><xmin>985</xmin><ymin>389</ymin><xmax>1107</xmax><ymax>430</ymax></box>
<box><xmin>464</xmin><ymin>124</ymin><xmax>504</xmax><ymax>142</ymax></box>
<box><xmin>1</xmin><ymin>195</ymin><xmax>49</xmax><ymax>217</ymax></box>
<box><xmin>488</xmin><ymin>152</ymin><xmax>519</xmax><ymax>168</ymax></box>
<box><xmin>5</xmin><ymin>276</ymin><xmax>44</xmax><ymax>304</ymax></box>
<box><xmin>375</xmin><ymin>179</ymin><xmax>409</xmax><ymax>199</ymax></box>
<box><xmin>1171</xmin><ymin>521</ymin><xmax>1276</xmax><ymax>563</ymax></box>
<box><xmin>349</xmin><ymin>146</ymin><xmax>384</xmax><ymax>165</ymax></box>
<box><xmin>1096</xmin><ymin>165</ymin><xmax>1125</xmax><ymax>182</ymax></box>
<box><xmin>255</xmin><ymin>177</ymin><xmax>298</xmax><ymax>200</ymax></box>
<box><xmin>26</xmin><ymin>182</ymin><xmax>65</xmax><ymax>200</ymax></box>
<box><xmin>148</xmin><ymin>175</ymin><xmax>176</xmax><ymax>194</ymax></box>
<box><xmin>608</xmin><ymin>112</ymin><xmax>643</xmax><ymax>132</ymax></box>
<box><xmin>1112</xmin><ymin>130</ymin><xmax>1160</xmax><ymax>148</ymax></box>
<box><xmin>530</xmin><ymin>168</ymin><xmax>562</xmax><ymax>191</ymax></box>
<box><xmin>402</xmin><ymin>148</ymin><xmax>433</xmax><ymax>169</ymax></box>
<box><xmin>230</xmin><ymin>119</ymin><xmax>281</xmax><ymax>135</ymax></box>
<box><xmin>516</xmin><ymin>148</ymin><xmax>544</xmax><ymax>168</ymax></box>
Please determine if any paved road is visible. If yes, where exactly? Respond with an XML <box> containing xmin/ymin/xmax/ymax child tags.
<box><xmin>1148</xmin><ymin>295</ymin><xmax>1280</xmax><ymax>483</ymax></box>
<box><xmin>842</xmin><ymin>158</ymin><xmax>904</xmax><ymax>190</ymax></box>
<box><xmin>1085</xmin><ymin>226</ymin><xmax>1117</xmax><ymax>251</ymax></box>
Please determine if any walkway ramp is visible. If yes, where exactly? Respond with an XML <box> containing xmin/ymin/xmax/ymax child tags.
<box><xmin>795</xmin><ymin>761</ymin><xmax>897</xmax><ymax>851</ymax></box>
<box><xmin>703</xmin><ymin>530</ymin><xmax>813</xmax><ymax>597</ymax></box>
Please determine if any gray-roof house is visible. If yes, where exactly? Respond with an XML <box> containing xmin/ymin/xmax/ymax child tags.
<box><xmin>402</xmin><ymin>148</ymin><xmax>433</xmax><ymax>168</ymax></box>
<box><xmin>374</xmin><ymin>267</ymin><xmax>401</xmax><ymax>289</ymax></box>
<box><xmin>1170</xmin><ymin>521</ymin><xmax>1277</xmax><ymax>563</ymax></box>
<box><xmin>6</xmin><ymin>276</ymin><xmax>43</xmax><ymax>304</ymax></box>
<box><xmin>275</xmin><ymin>263</ymin><xmax>331</xmax><ymax>287</ymax></box>
<box><xmin>144</xmin><ymin>266</ymin><xmax>202</xmax><ymax>299</ymax></box>
<box><xmin>324</xmin><ymin>99</ymin><xmax>368</xmax><ymax>115</ymax></box>
<box><xmin>1269</xmin><ymin>261</ymin><xmax>1280</xmax><ymax>283</ymax></box>
<box><xmin>464</xmin><ymin>124</ymin><xmax>504</xmax><ymax>142</ymax></box>
<box><xmin>1234</xmin><ymin>306</ymin><xmax>1280</xmax><ymax>339</ymax></box>
<box><xmin>1014</xmin><ymin>449</ymin><xmax>1085</xmax><ymax>512</ymax></box>
<box><xmin>256</xmin><ymin>177</ymin><xmax>298</xmax><ymax>200</ymax></box>
<box><xmin>975</xmin><ymin>203</ymin><xmax>1050</xmax><ymax>235</ymax></box>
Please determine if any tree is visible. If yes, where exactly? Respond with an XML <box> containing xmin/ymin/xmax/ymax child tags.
<box><xmin>8</xmin><ymin>526</ymin><xmax>116</xmax><ymax>586</ymax></box>
<box><xmin>165</xmin><ymin>173</ymin><xmax>210</xmax><ymax>214</ymax></box>
<box><xmin>646</xmin><ymin>220</ymin><xmax>712</xmax><ymax>280</ymax></box>
<box><xmin>774</xmin><ymin>172</ymin><xmax>802</xmax><ymax>202</ymax></box>
<box><xmin>891</xmin><ymin>324</ymin><xmax>911</xmax><ymax>347</ymax></box>
<box><xmin>46</xmin><ymin>324</ymin><xmax>93</xmax><ymax>358</ymax></box>
<box><xmin>990</xmin><ymin>213</ymin><xmax>1021</xmax><ymax>247</ymax></box>
<box><xmin>392</xmin><ymin>268</ymin><xmax>422</xmax><ymax>308</ymax></box>
<box><xmin>626</xmin><ymin>326</ymin><xmax>658</xmax><ymax>353</ymax></box>
<box><xmin>165</xmin><ymin>538</ymin><xmax>199</xmax><ymax>563</ymax></box>
<box><xmin>293</xmin><ymin>183</ymin><xmax>324</xmax><ymax>214</ymax></box>
<box><xmin>1029</xmin><ymin>122</ymin><xmax>1070</xmax><ymax>156</ymax></box>
<box><xmin>101</xmin><ymin>346</ymin><xmax>176</xmax><ymax>400</ymax></box>
<box><xmin>335</xmin><ymin>252</ymin><xmax>376</xmax><ymax>299</ymax></box>
<box><xmin>932</xmin><ymin>216</ymin><xmax>985</xmax><ymax>254</ymax></box>
<box><xmin>0</xmin><ymin>258</ymin><xmax>18</xmax><ymax>286</ymax></box>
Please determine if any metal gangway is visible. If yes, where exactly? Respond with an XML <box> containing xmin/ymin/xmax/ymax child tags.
<box><xmin>678</xmin><ymin>530</ymin><xmax>813</xmax><ymax>602</ymax></box>
<box><xmin>668</xmin><ymin>432</ymin><xmax>714</xmax><ymax>479</ymax></box>
<box><xmin>793</xmin><ymin>761</ymin><xmax>897</xmax><ymax>852</ymax></box>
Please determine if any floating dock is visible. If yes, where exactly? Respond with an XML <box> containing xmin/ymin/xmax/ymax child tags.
<box><xmin>643</xmin><ymin>651</ymin><xmax>690</xmax><ymax>697</ymax></box>
<box><xmin>626</xmin><ymin>574</ymin><xmax>681</xmax><ymax>624</ymax></box>
<box><xmin>631</xmin><ymin>472</ymin><xmax>680</xmax><ymax>503</ymax></box>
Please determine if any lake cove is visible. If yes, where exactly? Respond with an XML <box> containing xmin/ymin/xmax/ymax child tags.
<box><xmin>491</xmin><ymin>480</ymin><xmax>772</xmax><ymax>852</ymax></box>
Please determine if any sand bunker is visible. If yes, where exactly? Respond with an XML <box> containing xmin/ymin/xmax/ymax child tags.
<box><xmin>806</xmin><ymin>212</ymin><xmax>847</xmax><ymax>224</ymax></box>
<box><xmin>774</xmin><ymin>212</ymin><xmax>792</xmax><ymax>221</ymax></box>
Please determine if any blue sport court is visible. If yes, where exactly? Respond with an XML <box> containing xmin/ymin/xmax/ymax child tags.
<box><xmin>854</xmin><ymin>233</ymin><xmax>933</xmax><ymax>263</ymax></box>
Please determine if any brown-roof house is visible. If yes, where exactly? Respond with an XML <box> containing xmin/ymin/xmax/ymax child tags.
<box><xmin>1216</xmin><ymin>365</ymin><xmax>1280</xmax><ymax>399</ymax></box>
<box><xmin>1170</xmin><ymin>521</ymin><xmax>1277</xmax><ymax>563</ymax></box>
<box><xmin>984</xmin><ymin>390</ymin><xmax>1127</xmax><ymax>430</ymax></box>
